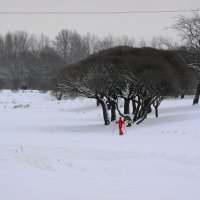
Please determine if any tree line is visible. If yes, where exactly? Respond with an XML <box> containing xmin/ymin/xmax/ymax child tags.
<box><xmin>0</xmin><ymin>30</ymin><xmax>137</xmax><ymax>90</ymax></box>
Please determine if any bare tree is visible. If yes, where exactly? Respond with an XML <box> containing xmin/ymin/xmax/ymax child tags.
<box><xmin>0</xmin><ymin>34</ymin><xmax>4</xmax><ymax>55</ymax></box>
<box><xmin>116</xmin><ymin>35</ymin><xmax>135</xmax><ymax>47</ymax></box>
<box><xmin>159</xmin><ymin>36</ymin><xmax>194</xmax><ymax>99</ymax></box>
<box><xmin>54</xmin><ymin>29</ymin><xmax>89</xmax><ymax>65</ymax></box>
<box><xmin>37</xmin><ymin>34</ymin><xmax>50</xmax><ymax>50</ymax></box>
<box><xmin>138</xmin><ymin>38</ymin><xmax>147</xmax><ymax>48</ymax></box>
<box><xmin>54</xmin><ymin>29</ymin><xmax>71</xmax><ymax>64</ymax></box>
<box><xmin>4</xmin><ymin>32</ymin><xmax>14</xmax><ymax>56</ymax></box>
<box><xmin>172</xmin><ymin>12</ymin><xmax>200</xmax><ymax>104</ymax></box>
<box><xmin>149</xmin><ymin>36</ymin><xmax>163</xmax><ymax>49</ymax></box>
<box><xmin>13</xmin><ymin>31</ymin><xmax>30</xmax><ymax>55</ymax></box>
<box><xmin>84</xmin><ymin>33</ymin><xmax>101</xmax><ymax>54</ymax></box>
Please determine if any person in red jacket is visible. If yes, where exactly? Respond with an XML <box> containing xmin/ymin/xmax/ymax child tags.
<box><xmin>116</xmin><ymin>117</ymin><xmax>124</xmax><ymax>135</ymax></box>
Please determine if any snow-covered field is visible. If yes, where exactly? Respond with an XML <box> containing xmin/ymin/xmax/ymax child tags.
<box><xmin>0</xmin><ymin>90</ymin><xmax>200</xmax><ymax>200</ymax></box>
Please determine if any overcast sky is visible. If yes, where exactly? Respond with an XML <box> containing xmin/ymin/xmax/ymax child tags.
<box><xmin>0</xmin><ymin>0</ymin><xmax>199</xmax><ymax>41</ymax></box>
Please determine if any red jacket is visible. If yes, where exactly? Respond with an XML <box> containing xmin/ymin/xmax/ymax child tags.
<box><xmin>116</xmin><ymin>117</ymin><xmax>124</xmax><ymax>127</ymax></box>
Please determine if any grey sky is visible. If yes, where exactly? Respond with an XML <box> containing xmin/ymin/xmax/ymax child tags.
<box><xmin>0</xmin><ymin>0</ymin><xmax>199</xmax><ymax>41</ymax></box>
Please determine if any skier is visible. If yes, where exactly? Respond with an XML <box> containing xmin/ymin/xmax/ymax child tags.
<box><xmin>116</xmin><ymin>117</ymin><xmax>124</xmax><ymax>135</ymax></box>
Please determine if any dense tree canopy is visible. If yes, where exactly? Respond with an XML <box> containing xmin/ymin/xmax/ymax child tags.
<box><xmin>57</xmin><ymin>46</ymin><xmax>189</xmax><ymax>125</ymax></box>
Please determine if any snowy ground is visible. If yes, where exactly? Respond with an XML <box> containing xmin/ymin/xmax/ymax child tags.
<box><xmin>0</xmin><ymin>90</ymin><xmax>200</xmax><ymax>200</ymax></box>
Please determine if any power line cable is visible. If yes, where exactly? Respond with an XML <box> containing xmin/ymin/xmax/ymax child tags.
<box><xmin>0</xmin><ymin>9</ymin><xmax>200</xmax><ymax>15</ymax></box>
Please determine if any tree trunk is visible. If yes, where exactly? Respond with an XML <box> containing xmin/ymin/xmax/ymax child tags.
<box><xmin>193</xmin><ymin>81</ymin><xmax>200</xmax><ymax>105</ymax></box>
<box><xmin>155</xmin><ymin>107</ymin><xmax>158</xmax><ymax>117</ymax></box>
<box><xmin>110</xmin><ymin>101</ymin><xmax>116</xmax><ymax>121</ymax></box>
<box><xmin>96</xmin><ymin>98</ymin><xmax>100</xmax><ymax>106</ymax></box>
<box><xmin>132</xmin><ymin>100</ymin><xmax>136</xmax><ymax>114</ymax></box>
<box><xmin>136</xmin><ymin>109</ymin><xmax>148</xmax><ymax>125</ymax></box>
<box><xmin>56</xmin><ymin>91</ymin><xmax>62</xmax><ymax>100</ymax></box>
<box><xmin>180</xmin><ymin>92</ymin><xmax>185</xmax><ymax>99</ymax></box>
<box><xmin>97</xmin><ymin>97</ymin><xmax>110</xmax><ymax>125</ymax></box>
<box><xmin>124</xmin><ymin>98</ymin><xmax>130</xmax><ymax>114</ymax></box>
<box><xmin>133</xmin><ymin>102</ymin><xmax>141</xmax><ymax>122</ymax></box>
<box><xmin>136</xmin><ymin>98</ymin><xmax>152</xmax><ymax>124</ymax></box>
<box><xmin>147</xmin><ymin>105</ymin><xmax>152</xmax><ymax>113</ymax></box>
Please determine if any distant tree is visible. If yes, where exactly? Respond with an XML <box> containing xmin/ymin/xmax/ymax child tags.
<box><xmin>159</xmin><ymin>37</ymin><xmax>194</xmax><ymax>98</ymax></box>
<box><xmin>13</xmin><ymin>31</ymin><xmax>30</xmax><ymax>55</ymax></box>
<box><xmin>149</xmin><ymin>36</ymin><xmax>162</xmax><ymax>49</ymax></box>
<box><xmin>84</xmin><ymin>33</ymin><xmax>101</xmax><ymax>54</ymax></box>
<box><xmin>53</xmin><ymin>29</ymin><xmax>70</xmax><ymax>64</ymax></box>
<box><xmin>0</xmin><ymin>34</ymin><xmax>4</xmax><ymax>56</ymax></box>
<box><xmin>36</xmin><ymin>34</ymin><xmax>51</xmax><ymax>50</ymax></box>
<box><xmin>34</xmin><ymin>46</ymin><xmax>64</xmax><ymax>90</ymax></box>
<box><xmin>138</xmin><ymin>38</ymin><xmax>147</xmax><ymax>48</ymax></box>
<box><xmin>54</xmin><ymin>29</ymin><xmax>89</xmax><ymax>65</ymax></box>
<box><xmin>84</xmin><ymin>33</ymin><xmax>136</xmax><ymax>55</ymax></box>
<box><xmin>172</xmin><ymin>12</ymin><xmax>200</xmax><ymax>104</ymax></box>
<box><xmin>116</xmin><ymin>35</ymin><xmax>135</xmax><ymax>47</ymax></box>
<box><xmin>4</xmin><ymin>32</ymin><xmax>14</xmax><ymax>56</ymax></box>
